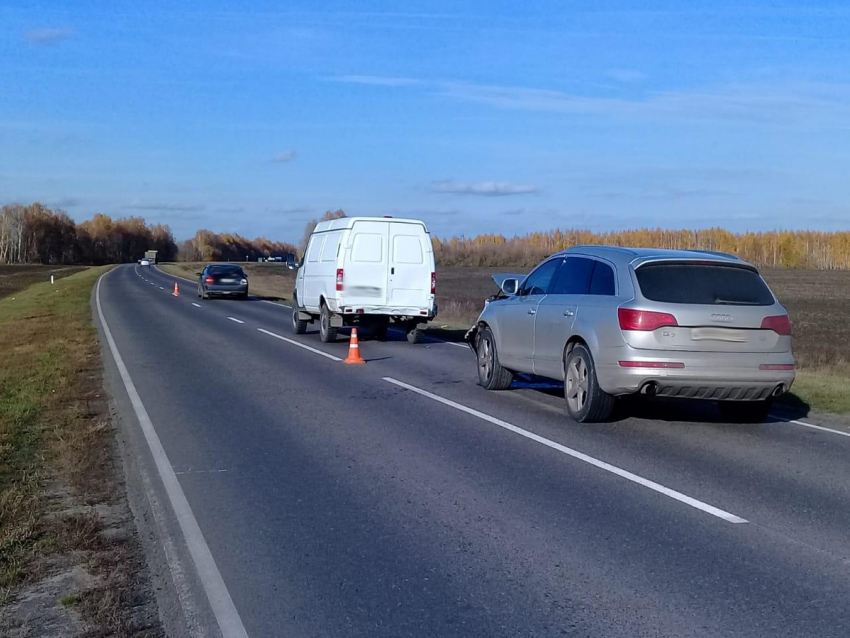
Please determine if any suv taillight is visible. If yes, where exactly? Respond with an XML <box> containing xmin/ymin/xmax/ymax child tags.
<box><xmin>204</xmin><ymin>276</ymin><xmax>214</xmax><ymax>284</ymax></box>
<box><xmin>430</xmin><ymin>271</ymin><xmax>436</xmax><ymax>295</ymax></box>
<box><xmin>618</xmin><ymin>308</ymin><xmax>678</xmax><ymax>331</ymax></box>
<box><xmin>760</xmin><ymin>315</ymin><xmax>792</xmax><ymax>335</ymax></box>
<box><xmin>336</xmin><ymin>268</ymin><xmax>344</xmax><ymax>291</ymax></box>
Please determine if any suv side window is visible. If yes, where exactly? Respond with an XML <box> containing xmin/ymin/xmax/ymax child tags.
<box><xmin>589</xmin><ymin>261</ymin><xmax>616</xmax><ymax>295</ymax></box>
<box><xmin>519</xmin><ymin>259</ymin><xmax>562</xmax><ymax>296</ymax></box>
<box><xmin>550</xmin><ymin>257</ymin><xmax>594</xmax><ymax>294</ymax></box>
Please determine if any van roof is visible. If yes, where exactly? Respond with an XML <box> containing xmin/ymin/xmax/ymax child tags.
<box><xmin>313</xmin><ymin>216</ymin><xmax>429</xmax><ymax>233</ymax></box>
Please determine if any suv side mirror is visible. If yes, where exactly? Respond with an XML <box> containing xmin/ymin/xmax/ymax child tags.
<box><xmin>501</xmin><ymin>278</ymin><xmax>519</xmax><ymax>296</ymax></box>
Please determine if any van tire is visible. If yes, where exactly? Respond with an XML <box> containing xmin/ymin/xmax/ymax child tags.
<box><xmin>564</xmin><ymin>345</ymin><xmax>615</xmax><ymax>423</ymax></box>
<box><xmin>406</xmin><ymin>327</ymin><xmax>425</xmax><ymax>344</ymax></box>
<box><xmin>319</xmin><ymin>304</ymin><xmax>338</xmax><ymax>342</ymax></box>
<box><xmin>477</xmin><ymin>327</ymin><xmax>513</xmax><ymax>390</ymax></box>
<box><xmin>291</xmin><ymin>301</ymin><xmax>308</xmax><ymax>335</ymax></box>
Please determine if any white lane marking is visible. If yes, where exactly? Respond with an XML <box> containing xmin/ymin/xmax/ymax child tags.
<box><xmin>191</xmin><ymin>302</ymin><xmax>202</xmax><ymax>308</ymax></box>
<box><xmin>227</xmin><ymin>317</ymin><xmax>244</xmax><ymax>324</ymax></box>
<box><xmin>257</xmin><ymin>328</ymin><xmax>342</xmax><ymax>361</ymax></box>
<box><xmin>159</xmin><ymin>286</ymin><xmax>165</xmax><ymax>290</ymax></box>
<box><xmin>383</xmin><ymin>377</ymin><xmax>748</xmax><ymax>525</ymax></box>
<box><xmin>96</xmin><ymin>273</ymin><xmax>250</xmax><ymax>638</ymax></box>
<box><xmin>783</xmin><ymin>418</ymin><xmax>850</xmax><ymax>438</ymax></box>
<box><xmin>447</xmin><ymin>342</ymin><xmax>468</xmax><ymax>348</ymax></box>
<box><xmin>150</xmin><ymin>282</ymin><xmax>155</xmax><ymax>286</ymax></box>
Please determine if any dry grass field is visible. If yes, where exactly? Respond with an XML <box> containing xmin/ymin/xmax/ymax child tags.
<box><xmin>159</xmin><ymin>262</ymin><xmax>850</xmax><ymax>413</ymax></box>
<box><xmin>0</xmin><ymin>264</ymin><xmax>87</xmax><ymax>301</ymax></box>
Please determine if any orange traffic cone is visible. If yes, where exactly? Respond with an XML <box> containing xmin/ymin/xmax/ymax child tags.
<box><xmin>344</xmin><ymin>328</ymin><xmax>366</xmax><ymax>365</ymax></box>
<box><xmin>172</xmin><ymin>282</ymin><xmax>180</xmax><ymax>296</ymax></box>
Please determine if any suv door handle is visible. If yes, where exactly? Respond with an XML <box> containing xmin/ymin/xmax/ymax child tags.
<box><xmin>527</xmin><ymin>309</ymin><xmax>536</xmax><ymax>315</ymax></box>
<box><xmin>564</xmin><ymin>309</ymin><xmax>575</xmax><ymax>317</ymax></box>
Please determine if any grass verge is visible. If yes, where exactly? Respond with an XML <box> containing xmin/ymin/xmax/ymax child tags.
<box><xmin>0</xmin><ymin>266</ymin><xmax>161</xmax><ymax>636</ymax></box>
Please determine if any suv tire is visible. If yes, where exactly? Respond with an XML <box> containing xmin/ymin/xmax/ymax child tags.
<box><xmin>564</xmin><ymin>344</ymin><xmax>615</xmax><ymax>422</ymax></box>
<box><xmin>477</xmin><ymin>327</ymin><xmax>513</xmax><ymax>390</ymax></box>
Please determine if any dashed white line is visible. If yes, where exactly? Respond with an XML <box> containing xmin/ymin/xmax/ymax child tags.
<box><xmin>191</xmin><ymin>302</ymin><xmax>202</xmax><ymax>308</ymax></box>
<box><xmin>227</xmin><ymin>317</ymin><xmax>245</xmax><ymax>324</ymax></box>
<box><xmin>96</xmin><ymin>272</ymin><xmax>250</xmax><ymax>638</ymax></box>
<box><xmin>257</xmin><ymin>328</ymin><xmax>342</xmax><ymax>361</ymax></box>
<box><xmin>159</xmin><ymin>286</ymin><xmax>165</xmax><ymax>290</ymax></box>
<box><xmin>383</xmin><ymin>376</ymin><xmax>748</xmax><ymax>525</ymax></box>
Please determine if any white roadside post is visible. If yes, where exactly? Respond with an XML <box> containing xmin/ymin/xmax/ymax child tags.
<box><xmin>51</xmin><ymin>274</ymin><xmax>54</xmax><ymax>285</ymax></box>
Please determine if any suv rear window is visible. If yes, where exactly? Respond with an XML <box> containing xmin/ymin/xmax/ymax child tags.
<box><xmin>635</xmin><ymin>262</ymin><xmax>774</xmax><ymax>306</ymax></box>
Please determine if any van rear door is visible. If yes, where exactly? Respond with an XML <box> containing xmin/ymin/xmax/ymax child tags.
<box><xmin>388</xmin><ymin>223</ymin><xmax>432</xmax><ymax>310</ymax></box>
<box><xmin>342</xmin><ymin>221</ymin><xmax>390</xmax><ymax>307</ymax></box>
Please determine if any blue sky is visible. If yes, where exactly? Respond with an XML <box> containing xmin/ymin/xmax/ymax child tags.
<box><xmin>2</xmin><ymin>0</ymin><xmax>849</xmax><ymax>241</ymax></box>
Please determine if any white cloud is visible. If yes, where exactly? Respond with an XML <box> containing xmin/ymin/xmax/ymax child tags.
<box><xmin>432</xmin><ymin>180</ymin><xmax>540</xmax><ymax>196</ymax></box>
<box><xmin>336</xmin><ymin>75</ymin><xmax>850</xmax><ymax>128</ymax></box>
<box><xmin>607</xmin><ymin>69</ymin><xmax>647</xmax><ymax>83</ymax></box>
<box><xmin>124</xmin><ymin>202</ymin><xmax>204</xmax><ymax>212</ymax></box>
<box><xmin>272</xmin><ymin>150</ymin><xmax>297</xmax><ymax>163</ymax></box>
<box><xmin>333</xmin><ymin>75</ymin><xmax>424</xmax><ymax>87</ymax></box>
<box><xmin>25</xmin><ymin>28</ymin><xmax>75</xmax><ymax>44</ymax></box>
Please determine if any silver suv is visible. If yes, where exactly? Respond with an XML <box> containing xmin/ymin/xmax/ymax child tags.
<box><xmin>466</xmin><ymin>246</ymin><xmax>795</xmax><ymax>423</ymax></box>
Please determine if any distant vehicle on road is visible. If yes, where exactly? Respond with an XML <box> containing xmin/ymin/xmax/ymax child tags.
<box><xmin>144</xmin><ymin>250</ymin><xmax>158</xmax><ymax>264</ymax></box>
<box><xmin>466</xmin><ymin>246</ymin><xmax>795</xmax><ymax>423</ymax></box>
<box><xmin>139</xmin><ymin>258</ymin><xmax>151</xmax><ymax>266</ymax></box>
<box><xmin>197</xmin><ymin>264</ymin><xmax>249</xmax><ymax>300</ymax></box>
<box><xmin>292</xmin><ymin>216</ymin><xmax>437</xmax><ymax>343</ymax></box>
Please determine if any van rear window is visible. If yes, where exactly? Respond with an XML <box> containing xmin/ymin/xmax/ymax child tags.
<box><xmin>352</xmin><ymin>233</ymin><xmax>383</xmax><ymax>263</ymax></box>
<box><xmin>635</xmin><ymin>262</ymin><xmax>774</xmax><ymax>306</ymax></box>
<box><xmin>393</xmin><ymin>235</ymin><xmax>423</xmax><ymax>264</ymax></box>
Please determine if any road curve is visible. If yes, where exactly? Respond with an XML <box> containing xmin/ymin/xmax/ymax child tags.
<box><xmin>97</xmin><ymin>264</ymin><xmax>850</xmax><ymax>638</ymax></box>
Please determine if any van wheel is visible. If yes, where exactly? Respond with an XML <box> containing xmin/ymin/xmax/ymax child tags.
<box><xmin>291</xmin><ymin>302</ymin><xmax>308</xmax><ymax>335</ymax></box>
<box><xmin>564</xmin><ymin>345</ymin><xmax>615</xmax><ymax>422</ymax></box>
<box><xmin>406</xmin><ymin>326</ymin><xmax>425</xmax><ymax>344</ymax></box>
<box><xmin>718</xmin><ymin>399</ymin><xmax>773</xmax><ymax>423</ymax></box>
<box><xmin>319</xmin><ymin>304</ymin><xmax>338</xmax><ymax>342</ymax></box>
<box><xmin>477</xmin><ymin>327</ymin><xmax>513</xmax><ymax>390</ymax></box>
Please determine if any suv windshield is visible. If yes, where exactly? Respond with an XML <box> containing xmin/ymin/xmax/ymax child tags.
<box><xmin>635</xmin><ymin>262</ymin><xmax>774</xmax><ymax>306</ymax></box>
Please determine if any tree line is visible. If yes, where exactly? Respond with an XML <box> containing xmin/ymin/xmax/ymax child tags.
<box><xmin>433</xmin><ymin>228</ymin><xmax>850</xmax><ymax>270</ymax></box>
<box><xmin>0</xmin><ymin>203</ymin><xmax>178</xmax><ymax>265</ymax></box>
<box><xmin>177</xmin><ymin>230</ymin><xmax>297</xmax><ymax>262</ymax></box>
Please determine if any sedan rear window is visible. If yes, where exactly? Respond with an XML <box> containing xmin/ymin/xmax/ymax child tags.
<box><xmin>635</xmin><ymin>262</ymin><xmax>774</xmax><ymax>306</ymax></box>
<box><xmin>209</xmin><ymin>265</ymin><xmax>245</xmax><ymax>277</ymax></box>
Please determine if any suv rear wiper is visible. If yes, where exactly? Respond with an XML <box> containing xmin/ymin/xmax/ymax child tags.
<box><xmin>714</xmin><ymin>298</ymin><xmax>761</xmax><ymax>305</ymax></box>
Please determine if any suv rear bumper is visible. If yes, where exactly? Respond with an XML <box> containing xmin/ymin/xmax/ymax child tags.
<box><xmin>597</xmin><ymin>347</ymin><xmax>795</xmax><ymax>400</ymax></box>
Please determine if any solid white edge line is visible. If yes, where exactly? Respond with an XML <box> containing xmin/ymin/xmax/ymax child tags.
<box><xmin>383</xmin><ymin>377</ymin><xmax>748</xmax><ymax>525</ymax></box>
<box><xmin>257</xmin><ymin>328</ymin><xmax>342</xmax><ymax>361</ymax></box>
<box><xmin>191</xmin><ymin>302</ymin><xmax>201</xmax><ymax>308</ymax></box>
<box><xmin>785</xmin><ymin>418</ymin><xmax>850</xmax><ymax>438</ymax></box>
<box><xmin>96</xmin><ymin>272</ymin><xmax>250</xmax><ymax>638</ymax></box>
<box><xmin>227</xmin><ymin>317</ymin><xmax>245</xmax><ymax>324</ymax></box>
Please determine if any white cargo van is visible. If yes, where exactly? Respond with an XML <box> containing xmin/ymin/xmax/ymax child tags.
<box><xmin>292</xmin><ymin>217</ymin><xmax>437</xmax><ymax>343</ymax></box>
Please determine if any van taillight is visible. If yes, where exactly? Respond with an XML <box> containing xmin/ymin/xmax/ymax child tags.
<box><xmin>618</xmin><ymin>308</ymin><xmax>678</xmax><ymax>331</ymax></box>
<box><xmin>760</xmin><ymin>315</ymin><xmax>792</xmax><ymax>335</ymax></box>
<box><xmin>204</xmin><ymin>276</ymin><xmax>215</xmax><ymax>284</ymax></box>
<box><xmin>336</xmin><ymin>268</ymin><xmax>344</xmax><ymax>291</ymax></box>
<box><xmin>431</xmin><ymin>272</ymin><xmax>436</xmax><ymax>294</ymax></box>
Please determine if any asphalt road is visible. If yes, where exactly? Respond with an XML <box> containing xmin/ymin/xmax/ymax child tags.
<box><xmin>97</xmin><ymin>264</ymin><xmax>850</xmax><ymax>638</ymax></box>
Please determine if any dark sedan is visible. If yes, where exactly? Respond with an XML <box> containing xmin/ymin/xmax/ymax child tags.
<box><xmin>197</xmin><ymin>264</ymin><xmax>249</xmax><ymax>299</ymax></box>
